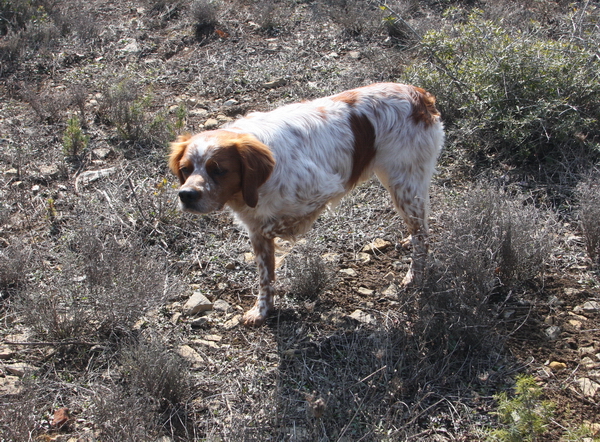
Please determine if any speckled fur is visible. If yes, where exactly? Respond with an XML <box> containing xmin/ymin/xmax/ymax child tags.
<box><xmin>169</xmin><ymin>83</ymin><xmax>444</xmax><ymax>326</ymax></box>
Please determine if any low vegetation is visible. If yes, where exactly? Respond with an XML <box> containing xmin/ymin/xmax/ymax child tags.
<box><xmin>1</xmin><ymin>0</ymin><xmax>599</xmax><ymax>440</ymax></box>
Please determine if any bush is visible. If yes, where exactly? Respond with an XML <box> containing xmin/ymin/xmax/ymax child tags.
<box><xmin>285</xmin><ymin>250</ymin><xmax>332</xmax><ymax>302</ymax></box>
<box><xmin>98</xmin><ymin>79</ymin><xmax>176</xmax><ymax>149</ymax></box>
<box><xmin>432</xmin><ymin>182</ymin><xmax>556</xmax><ymax>297</ymax></box>
<box><xmin>576</xmin><ymin>174</ymin><xmax>600</xmax><ymax>267</ymax></box>
<box><xmin>63</xmin><ymin>115</ymin><xmax>89</xmax><ymax>157</ymax></box>
<box><xmin>486</xmin><ymin>374</ymin><xmax>554</xmax><ymax>442</ymax></box>
<box><xmin>404</xmin><ymin>9</ymin><xmax>600</xmax><ymax>174</ymax></box>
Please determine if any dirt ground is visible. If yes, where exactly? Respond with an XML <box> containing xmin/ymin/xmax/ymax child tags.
<box><xmin>1</xmin><ymin>0</ymin><xmax>599</xmax><ymax>440</ymax></box>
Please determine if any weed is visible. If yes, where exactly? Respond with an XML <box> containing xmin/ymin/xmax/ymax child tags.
<box><xmin>485</xmin><ymin>374</ymin><xmax>554</xmax><ymax>442</ymax></box>
<box><xmin>576</xmin><ymin>175</ymin><xmax>600</xmax><ymax>267</ymax></box>
<box><xmin>285</xmin><ymin>250</ymin><xmax>332</xmax><ymax>302</ymax></box>
<box><xmin>63</xmin><ymin>115</ymin><xmax>89</xmax><ymax>157</ymax></box>
<box><xmin>404</xmin><ymin>8</ymin><xmax>600</xmax><ymax>174</ymax></box>
<box><xmin>191</xmin><ymin>0</ymin><xmax>219</xmax><ymax>40</ymax></box>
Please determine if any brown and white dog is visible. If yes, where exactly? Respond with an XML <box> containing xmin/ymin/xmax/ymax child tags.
<box><xmin>169</xmin><ymin>83</ymin><xmax>444</xmax><ymax>326</ymax></box>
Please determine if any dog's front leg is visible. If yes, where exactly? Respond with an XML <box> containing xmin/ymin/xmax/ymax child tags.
<box><xmin>242</xmin><ymin>233</ymin><xmax>275</xmax><ymax>327</ymax></box>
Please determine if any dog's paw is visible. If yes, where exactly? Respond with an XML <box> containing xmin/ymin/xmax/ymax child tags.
<box><xmin>242</xmin><ymin>304</ymin><xmax>269</xmax><ymax>327</ymax></box>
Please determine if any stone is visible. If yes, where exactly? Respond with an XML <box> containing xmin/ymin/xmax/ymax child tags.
<box><xmin>322</xmin><ymin>252</ymin><xmax>340</xmax><ymax>262</ymax></box>
<box><xmin>0</xmin><ymin>376</ymin><xmax>22</xmax><ymax>396</ymax></box>
<box><xmin>575</xmin><ymin>378</ymin><xmax>600</xmax><ymax>398</ymax></box>
<box><xmin>177</xmin><ymin>345</ymin><xmax>204</xmax><ymax>366</ymax></box>
<box><xmin>348</xmin><ymin>51</ymin><xmax>361</xmax><ymax>59</ymax></box>
<box><xmin>92</xmin><ymin>147</ymin><xmax>111</xmax><ymax>160</ymax></box>
<box><xmin>189</xmin><ymin>108</ymin><xmax>209</xmax><ymax>118</ymax></box>
<box><xmin>263</xmin><ymin>78</ymin><xmax>286</xmax><ymax>89</ymax></box>
<box><xmin>76</xmin><ymin>168</ymin><xmax>117</xmax><ymax>189</ymax></box>
<box><xmin>182</xmin><ymin>292</ymin><xmax>213</xmax><ymax>315</ymax></box>
<box><xmin>574</xmin><ymin>301</ymin><xmax>600</xmax><ymax>313</ymax></box>
<box><xmin>548</xmin><ymin>361</ymin><xmax>567</xmax><ymax>371</ymax></box>
<box><xmin>382</xmin><ymin>283</ymin><xmax>398</xmax><ymax>297</ymax></box>
<box><xmin>204</xmin><ymin>118</ymin><xmax>219</xmax><ymax>129</ymax></box>
<box><xmin>357</xmin><ymin>287</ymin><xmax>374</xmax><ymax>296</ymax></box>
<box><xmin>223</xmin><ymin>314</ymin><xmax>242</xmax><ymax>330</ymax></box>
<box><xmin>362</xmin><ymin>238</ymin><xmax>392</xmax><ymax>254</ymax></box>
<box><xmin>5</xmin><ymin>363</ymin><xmax>35</xmax><ymax>377</ymax></box>
<box><xmin>339</xmin><ymin>268</ymin><xmax>357</xmax><ymax>277</ymax></box>
<box><xmin>0</xmin><ymin>346</ymin><xmax>16</xmax><ymax>360</ymax></box>
<box><xmin>223</xmin><ymin>99</ymin><xmax>238</xmax><ymax>106</ymax></box>
<box><xmin>544</xmin><ymin>325</ymin><xmax>561</xmax><ymax>340</ymax></box>
<box><xmin>356</xmin><ymin>252</ymin><xmax>371</xmax><ymax>263</ymax></box>
<box><xmin>581</xmin><ymin>357</ymin><xmax>598</xmax><ymax>369</ymax></box>
<box><xmin>190</xmin><ymin>317</ymin><xmax>209</xmax><ymax>328</ymax></box>
<box><xmin>349</xmin><ymin>309</ymin><xmax>376</xmax><ymax>325</ymax></box>
<box><xmin>38</xmin><ymin>164</ymin><xmax>60</xmax><ymax>178</ymax></box>
<box><xmin>213</xmin><ymin>299</ymin><xmax>231</xmax><ymax>312</ymax></box>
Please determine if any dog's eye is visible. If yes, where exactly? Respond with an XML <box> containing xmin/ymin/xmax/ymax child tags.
<box><xmin>180</xmin><ymin>165</ymin><xmax>193</xmax><ymax>177</ymax></box>
<box><xmin>207</xmin><ymin>162</ymin><xmax>228</xmax><ymax>177</ymax></box>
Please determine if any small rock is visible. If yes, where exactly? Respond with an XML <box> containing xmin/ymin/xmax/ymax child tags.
<box><xmin>574</xmin><ymin>301</ymin><xmax>600</xmax><ymax>313</ymax></box>
<box><xmin>0</xmin><ymin>346</ymin><xmax>16</xmax><ymax>360</ymax></box>
<box><xmin>581</xmin><ymin>357</ymin><xmax>598</xmax><ymax>369</ymax></box>
<box><xmin>216</xmin><ymin>114</ymin><xmax>232</xmax><ymax>123</ymax></box>
<box><xmin>38</xmin><ymin>164</ymin><xmax>60</xmax><ymax>178</ymax></box>
<box><xmin>322</xmin><ymin>252</ymin><xmax>340</xmax><ymax>262</ymax></box>
<box><xmin>75</xmin><ymin>167</ymin><xmax>117</xmax><ymax>189</ymax></box>
<box><xmin>183</xmin><ymin>292</ymin><xmax>213</xmax><ymax>315</ymax></box>
<box><xmin>204</xmin><ymin>118</ymin><xmax>219</xmax><ymax>129</ymax></box>
<box><xmin>189</xmin><ymin>108</ymin><xmax>209</xmax><ymax>118</ymax></box>
<box><xmin>244</xmin><ymin>252</ymin><xmax>255</xmax><ymax>263</ymax></box>
<box><xmin>121</xmin><ymin>40</ymin><xmax>140</xmax><ymax>53</ymax></box>
<box><xmin>339</xmin><ymin>268</ymin><xmax>357</xmax><ymax>277</ymax></box>
<box><xmin>545</xmin><ymin>325</ymin><xmax>561</xmax><ymax>340</ymax></box>
<box><xmin>362</xmin><ymin>238</ymin><xmax>392</xmax><ymax>254</ymax></box>
<box><xmin>223</xmin><ymin>99</ymin><xmax>238</xmax><ymax>107</ymax></box>
<box><xmin>357</xmin><ymin>287</ymin><xmax>374</xmax><ymax>296</ymax></box>
<box><xmin>213</xmin><ymin>299</ymin><xmax>231</xmax><ymax>312</ymax></box>
<box><xmin>92</xmin><ymin>147</ymin><xmax>112</xmax><ymax>160</ymax></box>
<box><xmin>177</xmin><ymin>345</ymin><xmax>204</xmax><ymax>366</ymax></box>
<box><xmin>382</xmin><ymin>283</ymin><xmax>398</xmax><ymax>297</ymax></box>
<box><xmin>31</xmin><ymin>184</ymin><xmax>40</xmax><ymax>194</ymax></box>
<box><xmin>51</xmin><ymin>408</ymin><xmax>70</xmax><ymax>428</ymax></box>
<box><xmin>170</xmin><ymin>312</ymin><xmax>182</xmax><ymax>324</ymax></box>
<box><xmin>263</xmin><ymin>78</ymin><xmax>286</xmax><ymax>89</ymax></box>
<box><xmin>356</xmin><ymin>252</ymin><xmax>371</xmax><ymax>263</ymax></box>
<box><xmin>548</xmin><ymin>361</ymin><xmax>567</xmax><ymax>371</ymax></box>
<box><xmin>348</xmin><ymin>51</ymin><xmax>361</xmax><ymax>59</ymax></box>
<box><xmin>0</xmin><ymin>376</ymin><xmax>22</xmax><ymax>396</ymax></box>
<box><xmin>225</xmin><ymin>262</ymin><xmax>236</xmax><ymax>270</ymax></box>
<box><xmin>568</xmin><ymin>319</ymin><xmax>583</xmax><ymax>329</ymax></box>
<box><xmin>223</xmin><ymin>314</ymin><xmax>242</xmax><ymax>330</ymax></box>
<box><xmin>193</xmin><ymin>339</ymin><xmax>219</xmax><ymax>349</ymax></box>
<box><xmin>5</xmin><ymin>363</ymin><xmax>35</xmax><ymax>377</ymax></box>
<box><xmin>190</xmin><ymin>317</ymin><xmax>209</xmax><ymax>328</ymax></box>
<box><xmin>204</xmin><ymin>334</ymin><xmax>222</xmax><ymax>342</ymax></box>
<box><xmin>575</xmin><ymin>377</ymin><xmax>600</xmax><ymax>398</ymax></box>
<box><xmin>349</xmin><ymin>309</ymin><xmax>376</xmax><ymax>325</ymax></box>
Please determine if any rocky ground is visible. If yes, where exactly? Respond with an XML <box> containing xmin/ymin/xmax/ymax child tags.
<box><xmin>1</xmin><ymin>0</ymin><xmax>599</xmax><ymax>440</ymax></box>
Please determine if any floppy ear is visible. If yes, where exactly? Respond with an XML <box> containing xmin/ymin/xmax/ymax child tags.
<box><xmin>234</xmin><ymin>134</ymin><xmax>275</xmax><ymax>208</ymax></box>
<box><xmin>169</xmin><ymin>134</ymin><xmax>191</xmax><ymax>184</ymax></box>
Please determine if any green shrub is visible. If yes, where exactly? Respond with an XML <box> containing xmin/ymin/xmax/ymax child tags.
<box><xmin>486</xmin><ymin>374</ymin><xmax>554</xmax><ymax>442</ymax></box>
<box><xmin>63</xmin><ymin>115</ymin><xmax>89</xmax><ymax>157</ymax></box>
<box><xmin>404</xmin><ymin>9</ymin><xmax>600</xmax><ymax>173</ymax></box>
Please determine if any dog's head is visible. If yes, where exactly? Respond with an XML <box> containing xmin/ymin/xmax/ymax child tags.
<box><xmin>169</xmin><ymin>130</ymin><xmax>275</xmax><ymax>214</ymax></box>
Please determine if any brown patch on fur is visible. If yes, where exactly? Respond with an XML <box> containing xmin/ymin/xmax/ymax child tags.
<box><xmin>347</xmin><ymin>112</ymin><xmax>376</xmax><ymax>188</ymax></box>
<box><xmin>410</xmin><ymin>87</ymin><xmax>440</xmax><ymax>127</ymax></box>
<box><xmin>216</xmin><ymin>132</ymin><xmax>276</xmax><ymax>208</ymax></box>
<box><xmin>169</xmin><ymin>134</ymin><xmax>192</xmax><ymax>184</ymax></box>
<box><xmin>332</xmin><ymin>90</ymin><xmax>360</xmax><ymax>106</ymax></box>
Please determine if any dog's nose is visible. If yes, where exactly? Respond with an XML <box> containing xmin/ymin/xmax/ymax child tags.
<box><xmin>178</xmin><ymin>188</ymin><xmax>201</xmax><ymax>205</ymax></box>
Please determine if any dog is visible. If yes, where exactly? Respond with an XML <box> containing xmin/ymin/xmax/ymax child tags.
<box><xmin>169</xmin><ymin>83</ymin><xmax>444</xmax><ymax>326</ymax></box>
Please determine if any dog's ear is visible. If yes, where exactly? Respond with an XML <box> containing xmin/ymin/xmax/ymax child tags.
<box><xmin>169</xmin><ymin>134</ymin><xmax>192</xmax><ymax>184</ymax></box>
<box><xmin>234</xmin><ymin>134</ymin><xmax>275</xmax><ymax>208</ymax></box>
